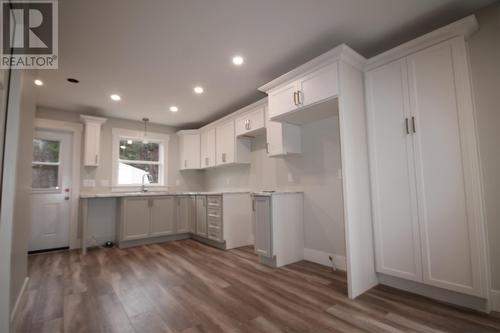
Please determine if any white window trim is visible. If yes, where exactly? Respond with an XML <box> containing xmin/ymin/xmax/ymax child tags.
<box><xmin>111</xmin><ymin>128</ymin><xmax>170</xmax><ymax>191</ymax></box>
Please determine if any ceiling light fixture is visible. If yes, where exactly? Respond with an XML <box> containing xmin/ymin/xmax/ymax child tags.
<box><xmin>34</xmin><ymin>79</ymin><xmax>43</xmax><ymax>86</ymax></box>
<box><xmin>194</xmin><ymin>86</ymin><xmax>204</xmax><ymax>94</ymax></box>
<box><xmin>232</xmin><ymin>55</ymin><xmax>244</xmax><ymax>66</ymax></box>
<box><xmin>110</xmin><ymin>94</ymin><xmax>121</xmax><ymax>101</ymax></box>
<box><xmin>169</xmin><ymin>106</ymin><xmax>179</xmax><ymax>112</ymax></box>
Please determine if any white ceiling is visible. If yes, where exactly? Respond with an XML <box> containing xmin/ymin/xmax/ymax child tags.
<box><xmin>35</xmin><ymin>0</ymin><xmax>496</xmax><ymax>128</ymax></box>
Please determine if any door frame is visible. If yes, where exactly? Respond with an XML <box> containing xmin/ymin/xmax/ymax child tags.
<box><xmin>34</xmin><ymin>118</ymin><xmax>82</xmax><ymax>249</ymax></box>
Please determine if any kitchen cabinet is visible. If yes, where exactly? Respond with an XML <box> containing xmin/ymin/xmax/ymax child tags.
<box><xmin>177</xmin><ymin>195</ymin><xmax>195</xmax><ymax>233</ymax></box>
<box><xmin>253</xmin><ymin>196</ymin><xmax>272</xmax><ymax>258</ymax></box>
<box><xmin>215</xmin><ymin>120</ymin><xmax>251</xmax><ymax>166</ymax></box>
<box><xmin>150</xmin><ymin>196</ymin><xmax>176</xmax><ymax>236</ymax></box>
<box><xmin>196</xmin><ymin>195</ymin><xmax>207</xmax><ymax>237</ymax></box>
<box><xmin>235</xmin><ymin>106</ymin><xmax>265</xmax><ymax>137</ymax></box>
<box><xmin>200</xmin><ymin>128</ymin><xmax>216</xmax><ymax>168</ymax></box>
<box><xmin>265</xmin><ymin>107</ymin><xmax>301</xmax><ymax>157</ymax></box>
<box><xmin>253</xmin><ymin>192</ymin><xmax>303</xmax><ymax>267</ymax></box>
<box><xmin>366</xmin><ymin>38</ymin><xmax>487</xmax><ymax>297</ymax></box>
<box><xmin>178</xmin><ymin>130</ymin><xmax>201</xmax><ymax>170</ymax></box>
<box><xmin>121</xmin><ymin>196</ymin><xmax>176</xmax><ymax>240</ymax></box>
<box><xmin>266</xmin><ymin>62</ymin><xmax>339</xmax><ymax>120</ymax></box>
<box><xmin>81</xmin><ymin>115</ymin><xmax>107</xmax><ymax>167</ymax></box>
<box><xmin>121</xmin><ymin>197</ymin><xmax>150</xmax><ymax>241</ymax></box>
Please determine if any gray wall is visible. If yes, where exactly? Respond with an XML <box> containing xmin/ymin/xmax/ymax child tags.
<box><xmin>468</xmin><ymin>2</ymin><xmax>500</xmax><ymax>291</ymax></box>
<box><xmin>205</xmin><ymin>116</ymin><xmax>346</xmax><ymax>256</ymax></box>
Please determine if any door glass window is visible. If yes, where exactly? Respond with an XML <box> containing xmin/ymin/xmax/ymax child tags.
<box><xmin>32</xmin><ymin>138</ymin><xmax>60</xmax><ymax>189</ymax></box>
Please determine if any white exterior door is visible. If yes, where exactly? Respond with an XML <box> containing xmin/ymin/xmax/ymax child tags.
<box><xmin>408</xmin><ymin>39</ymin><xmax>483</xmax><ymax>297</ymax></box>
<box><xmin>366</xmin><ymin>59</ymin><xmax>422</xmax><ymax>281</ymax></box>
<box><xmin>30</xmin><ymin>130</ymin><xmax>73</xmax><ymax>251</ymax></box>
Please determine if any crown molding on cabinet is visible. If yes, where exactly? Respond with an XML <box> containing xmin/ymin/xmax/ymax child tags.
<box><xmin>258</xmin><ymin>44</ymin><xmax>366</xmax><ymax>93</ymax></box>
<box><xmin>365</xmin><ymin>15</ymin><xmax>479</xmax><ymax>71</ymax></box>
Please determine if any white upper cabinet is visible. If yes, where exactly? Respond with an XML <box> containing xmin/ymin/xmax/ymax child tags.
<box><xmin>178</xmin><ymin>131</ymin><xmax>200</xmax><ymax>170</ymax></box>
<box><xmin>366</xmin><ymin>36</ymin><xmax>487</xmax><ymax>298</ymax></box>
<box><xmin>81</xmin><ymin>115</ymin><xmax>107</xmax><ymax>167</ymax></box>
<box><xmin>235</xmin><ymin>106</ymin><xmax>265</xmax><ymax>137</ymax></box>
<box><xmin>216</xmin><ymin>120</ymin><xmax>251</xmax><ymax>166</ymax></box>
<box><xmin>200</xmin><ymin>128</ymin><xmax>216</xmax><ymax>168</ymax></box>
<box><xmin>264</xmin><ymin>61</ymin><xmax>339</xmax><ymax>121</ymax></box>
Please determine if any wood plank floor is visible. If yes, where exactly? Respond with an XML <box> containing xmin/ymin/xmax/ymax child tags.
<box><xmin>12</xmin><ymin>239</ymin><xmax>500</xmax><ymax>333</ymax></box>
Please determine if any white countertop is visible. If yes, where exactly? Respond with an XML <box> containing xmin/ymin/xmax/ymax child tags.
<box><xmin>79</xmin><ymin>190</ymin><xmax>304</xmax><ymax>199</ymax></box>
<box><xmin>79</xmin><ymin>190</ymin><xmax>253</xmax><ymax>199</ymax></box>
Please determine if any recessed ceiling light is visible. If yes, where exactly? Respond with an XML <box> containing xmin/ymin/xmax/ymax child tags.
<box><xmin>34</xmin><ymin>79</ymin><xmax>43</xmax><ymax>86</ymax></box>
<box><xmin>194</xmin><ymin>86</ymin><xmax>204</xmax><ymax>94</ymax></box>
<box><xmin>232</xmin><ymin>56</ymin><xmax>244</xmax><ymax>66</ymax></box>
<box><xmin>169</xmin><ymin>106</ymin><xmax>179</xmax><ymax>112</ymax></box>
<box><xmin>110</xmin><ymin>94</ymin><xmax>121</xmax><ymax>101</ymax></box>
<box><xmin>67</xmin><ymin>78</ymin><xmax>80</xmax><ymax>84</ymax></box>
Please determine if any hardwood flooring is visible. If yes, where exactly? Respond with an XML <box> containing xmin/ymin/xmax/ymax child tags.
<box><xmin>12</xmin><ymin>239</ymin><xmax>500</xmax><ymax>333</ymax></box>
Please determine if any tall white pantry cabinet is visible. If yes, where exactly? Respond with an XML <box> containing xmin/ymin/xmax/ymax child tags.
<box><xmin>365</xmin><ymin>20</ymin><xmax>489</xmax><ymax>299</ymax></box>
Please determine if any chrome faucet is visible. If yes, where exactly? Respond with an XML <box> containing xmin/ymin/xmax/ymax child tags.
<box><xmin>141</xmin><ymin>173</ymin><xmax>150</xmax><ymax>192</ymax></box>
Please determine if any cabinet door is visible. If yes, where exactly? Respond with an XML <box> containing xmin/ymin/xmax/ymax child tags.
<box><xmin>83</xmin><ymin>122</ymin><xmax>100</xmax><ymax>166</ymax></box>
<box><xmin>216</xmin><ymin>121</ymin><xmax>235</xmax><ymax>165</ymax></box>
<box><xmin>365</xmin><ymin>59</ymin><xmax>422</xmax><ymax>281</ymax></box>
<box><xmin>180</xmin><ymin>134</ymin><xmax>200</xmax><ymax>170</ymax></box>
<box><xmin>150</xmin><ymin>196</ymin><xmax>176</xmax><ymax>236</ymax></box>
<box><xmin>407</xmin><ymin>39</ymin><xmax>483</xmax><ymax>296</ymax></box>
<box><xmin>254</xmin><ymin>196</ymin><xmax>272</xmax><ymax>258</ymax></box>
<box><xmin>201</xmin><ymin>128</ymin><xmax>216</xmax><ymax>168</ymax></box>
<box><xmin>177</xmin><ymin>196</ymin><xmax>192</xmax><ymax>233</ymax></box>
<box><xmin>196</xmin><ymin>196</ymin><xmax>207</xmax><ymax>237</ymax></box>
<box><xmin>268</xmin><ymin>82</ymin><xmax>298</xmax><ymax>119</ymax></box>
<box><xmin>235</xmin><ymin>107</ymin><xmax>265</xmax><ymax>136</ymax></box>
<box><xmin>187</xmin><ymin>196</ymin><xmax>196</xmax><ymax>233</ymax></box>
<box><xmin>299</xmin><ymin>62</ymin><xmax>338</xmax><ymax>107</ymax></box>
<box><xmin>265</xmin><ymin>107</ymin><xmax>301</xmax><ymax>157</ymax></box>
<box><xmin>122</xmin><ymin>198</ymin><xmax>150</xmax><ymax>241</ymax></box>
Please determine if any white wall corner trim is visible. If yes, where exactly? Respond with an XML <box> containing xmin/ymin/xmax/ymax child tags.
<box><xmin>491</xmin><ymin>290</ymin><xmax>500</xmax><ymax>312</ymax></box>
<box><xmin>303</xmin><ymin>248</ymin><xmax>347</xmax><ymax>271</ymax></box>
<box><xmin>10</xmin><ymin>277</ymin><xmax>29</xmax><ymax>322</ymax></box>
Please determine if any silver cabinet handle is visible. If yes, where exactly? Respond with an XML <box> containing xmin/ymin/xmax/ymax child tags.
<box><xmin>205</xmin><ymin>157</ymin><xmax>209</xmax><ymax>166</ymax></box>
<box><xmin>293</xmin><ymin>91</ymin><xmax>298</xmax><ymax>106</ymax></box>
<box><xmin>247</xmin><ymin>119</ymin><xmax>251</xmax><ymax>130</ymax></box>
<box><xmin>297</xmin><ymin>90</ymin><xmax>303</xmax><ymax>105</ymax></box>
<box><xmin>405</xmin><ymin>118</ymin><xmax>410</xmax><ymax>135</ymax></box>
<box><xmin>252</xmin><ymin>198</ymin><xmax>255</xmax><ymax>211</ymax></box>
<box><xmin>222</xmin><ymin>153</ymin><xmax>226</xmax><ymax>163</ymax></box>
<box><xmin>411</xmin><ymin>116</ymin><xmax>416</xmax><ymax>133</ymax></box>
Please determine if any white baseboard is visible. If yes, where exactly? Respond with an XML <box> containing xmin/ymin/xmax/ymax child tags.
<box><xmin>10</xmin><ymin>277</ymin><xmax>29</xmax><ymax>321</ymax></box>
<box><xmin>491</xmin><ymin>289</ymin><xmax>500</xmax><ymax>312</ymax></box>
<box><xmin>303</xmin><ymin>248</ymin><xmax>346</xmax><ymax>271</ymax></box>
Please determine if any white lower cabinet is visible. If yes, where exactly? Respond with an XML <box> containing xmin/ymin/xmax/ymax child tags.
<box><xmin>366</xmin><ymin>38</ymin><xmax>487</xmax><ymax>297</ymax></box>
<box><xmin>150</xmin><ymin>196</ymin><xmax>176</xmax><ymax>236</ymax></box>
<box><xmin>253</xmin><ymin>193</ymin><xmax>303</xmax><ymax>267</ymax></box>
<box><xmin>196</xmin><ymin>195</ymin><xmax>207</xmax><ymax>237</ymax></box>
<box><xmin>121</xmin><ymin>197</ymin><xmax>151</xmax><ymax>241</ymax></box>
<box><xmin>178</xmin><ymin>196</ymin><xmax>195</xmax><ymax>233</ymax></box>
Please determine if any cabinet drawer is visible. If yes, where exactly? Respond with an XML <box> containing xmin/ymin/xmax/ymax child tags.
<box><xmin>208</xmin><ymin>216</ymin><xmax>222</xmax><ymax>228</ymax></box>
<box><xmin>207</xmin><ymin>226</ymin><xmax>222</xmax><ymax>241</ymax></box>
<box><xmin>207</xmin><ymin>195</ymin><xmax>222</xmax><ymax>207</ymax></box>
<box><xmin>207</xmin><ymin>207</ymin><xmax>221</xmax><ymax>218</ymax></box>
